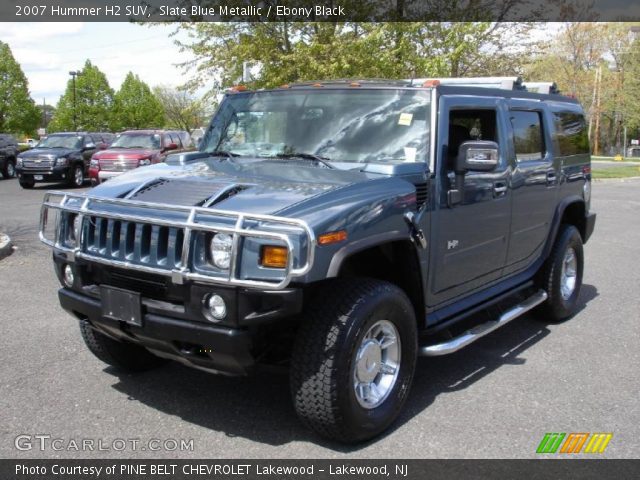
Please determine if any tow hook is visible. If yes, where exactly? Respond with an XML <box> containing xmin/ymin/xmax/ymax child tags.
<box><xmin>404</xmin><ymin>212</ymin><xmax>427</xmax><ymax>249</ymax></box>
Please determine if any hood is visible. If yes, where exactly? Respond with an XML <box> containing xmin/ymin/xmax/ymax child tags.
<box><xmin>19</xmin><ymin>147</ymin><xmax>76</xmax><ymax>158</ymax></box>
<box><xmin>91</xmin><ymin>158</ymin><xmax>373</xmax><ymax>215</ymax></box>
<box><xmin>93</xmin><ymin>148</ymin><xmax>157</xmax><ymax>160</ymax></box>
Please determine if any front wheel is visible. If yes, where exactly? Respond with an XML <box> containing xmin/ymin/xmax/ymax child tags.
<box><xmin>537</xmin><ymin>224</ymin><xmax>584</xmax><ymax>322</ymax></box>
<box><xmin>79</xmin><ymin>320</ymin><xmax>167</xmax><ymax>372</ymax></box>
<box><xmin>19</xmin><ymin>176</ymin><xmax>35</xmax><ymax>189</ymax></box>
<box><xmin>69</xmin><ymin>164</ymin><xmax>85</xmax><ymax>187</ymax></box>
<box><xmin>290</xmin><ymin>279</ymin><xmax>417</xmax><ymax>443</ymax></box>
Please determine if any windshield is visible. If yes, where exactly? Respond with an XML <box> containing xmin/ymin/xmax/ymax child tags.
<box><xmin>37</xmin><ymin>135</ymin><xmax>83</xmax><ymax>149</ymax></box>
<box><xmin>202</xmin><ymin>89</ymin><xmax>430</xmax><ymax>164</ymax></box>
<box><xmin>111</xmin><ymin>133</ymin><xmax>161</xmax><ymax>149</ymax></box>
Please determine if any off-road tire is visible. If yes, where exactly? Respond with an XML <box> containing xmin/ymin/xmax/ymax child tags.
<box><xmin>537</xmin><ymin>224</ymin><xmax>584</xmax><ymax>322</ymax></box>
<box><xmin>79</xmin><ymin>320</ymin><xmax>166</xmax><ymax>372</ymax></box>
<box><xmin>2</xmin><ymin>158</ymin><xmax>16</xmax><ymax>178</ymax></box>
<box><xmin>19</xmin><ymin>176</ymin><xmax>35</xmax><ymax>189</ymax></box>
<box><xmin>290</xmin><ymin>279</ymin><xmax>417</xmax><ymax>443</ymax></box>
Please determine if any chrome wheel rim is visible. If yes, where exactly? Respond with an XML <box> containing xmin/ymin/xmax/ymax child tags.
<box><xmin>7</xmin><ymin>162</ymin><xmax>15</xmax><ymax>177</ymax></box>
<box><xmin>560</xmin><ymin>247</ymin><xmax>578</xmax><ymax>300</ymax></box>
<box><xmin>75</xmin><ymin>167</ymin><xmax>83</xmax><ymax>185</ymax></box>
<box><xmin>353</xmin><ymin>319</ymin><xmax>401</xmax><ymax>409</ymax></box>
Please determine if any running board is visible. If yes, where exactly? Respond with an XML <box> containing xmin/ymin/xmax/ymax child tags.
<box><xmin>419</xmin><ymin>290</ymin><xmax>548</xmax><ymax>357</ymax></box>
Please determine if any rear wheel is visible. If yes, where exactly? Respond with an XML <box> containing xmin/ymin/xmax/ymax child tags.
<box><xmin>2</xmin><ymin>158</ymin><xmax>16</xmax><ymax>178</ymax></box>
<box><xmin>19</xmin><ymin>176</ymin><xmax>35</xmax><ymax>189</ymax></box>
<box><xmin>79</xmin><ymin>320</ymin><xmax>167</xmax><ymax>372</ymax></box>
<box><xmin>537</xmin><ymin>224</ymin><xmax>584</xmax><ymax>322</ymax></box>
<box><xmin>290</xmin><ymin>279</ymin><xmax>417</xmax><ymax>443</ymax></box>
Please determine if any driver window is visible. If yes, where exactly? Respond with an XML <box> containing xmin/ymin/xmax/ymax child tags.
<box><xmin>447</xmin><ymin>109</ymin><xmax>498</xmax><ymax>170</ymax></box>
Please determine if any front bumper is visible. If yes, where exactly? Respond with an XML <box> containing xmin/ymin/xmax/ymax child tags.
<box><xmin>17</xmin><ymin>165</ymin><xmax>70</xmax><ymax>182</ymax></box>
<box><xmin>55</xmin><ymin>257</ymin><xmax>304</xmax><ymax>375</ymax></box>
<box><xmin>59</xmin><ymin>288</ymin><xmax>257</xmax><ymax>375</ymax></box>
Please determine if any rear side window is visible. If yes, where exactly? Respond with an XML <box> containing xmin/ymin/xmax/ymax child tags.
<box><xmin>554</xmin><ymin>112</ymin><xmax>590</xmax><ymax>156</ymax></box>
<box><xmin>510</xmin><ymin>111</ymin><xmax>544</xmax><ymax>162</ymax></box>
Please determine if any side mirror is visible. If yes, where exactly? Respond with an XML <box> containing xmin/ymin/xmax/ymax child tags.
<box><xmin>455</xmin><ymin>141</ymin><xmax>499</xmax><ymax>173</ymax></box>
<box><xmin>98</xmin><ymin>142</ymin><xmax>108</xmax><ymax>150</ymax></box>
<box><xmin>165</xmin><ymin>142</ymin><xmax>178</xmax><ymax>151</ymax></box>
<box><xmin>83</xmin><ymin>142</ymin><xmax>96</xmax><ymax>151</ymax></box>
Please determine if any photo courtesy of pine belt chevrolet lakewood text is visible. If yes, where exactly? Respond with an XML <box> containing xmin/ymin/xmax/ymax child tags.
<box><xmin>38</xmin><ymin>77</ymin><xmax>596</xmax><ymax>443</ymax></box>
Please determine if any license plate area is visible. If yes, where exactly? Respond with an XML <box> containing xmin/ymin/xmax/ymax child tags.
<box><xmin>34</xmin><ymin>175</ymin><xmax>43</xmax><ymax>180</ymax></box>
<box><xmin>101</xmin><ymin>285</ymin><xmax>142</xmax><ymax>326</ymax></box>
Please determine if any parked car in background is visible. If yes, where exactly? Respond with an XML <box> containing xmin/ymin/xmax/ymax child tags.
<box><xmin>0</xmin><ymin>134</ymin><xmax>19</xmax><ymax>179</ymax></box>
<box><xmin>15</xmin><ymin>132</ymin><xmax>112</xmax><ymax>189</ymax></box>
<box><xmin>88</xmin><ymin>129</ymin><xmax>192</xmax><ymax>185</ymax></box>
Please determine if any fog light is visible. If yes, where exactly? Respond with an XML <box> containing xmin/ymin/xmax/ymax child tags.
<box><xmin>63</xmin><ymin>264</ymin><xmax>75</xmax><ymax>287</ymax></box>
<box><xmin>205</xmin><ymin>294</ymin><xmax>226</xmax><ymax>321</ymax></box>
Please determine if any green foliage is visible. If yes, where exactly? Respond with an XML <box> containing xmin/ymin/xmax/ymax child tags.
<box><xmin>0</xmin><ymin>41</ymin><xmax>40</xmax><ymax>135</ymax></box>
<box><xmin>175</xmin><ymin>22</ymin><xmax>533</xmax><ymax>94</ymax></box>
<box><xmin>112</xmin><ymin>72</ymin><xmax>165</xmax><ymax>130</ymax></box>
<box><xmin>48</xmin><ymin>60</ymin><xmax>114</xmax><ymax>132</ymax></box>
<box><xmin>153</xmin><ymin>86</ymin><xmax>207</xmax><ymax>134</ymax></box>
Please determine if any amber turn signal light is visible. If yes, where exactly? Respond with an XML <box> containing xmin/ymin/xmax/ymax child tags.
<box><xmin>318</xmin><ymin>230</ymin><xmax>348</xmax><ymax>245</ymax></box>
<box><xmin>260</xmin><ymin>245</ymin><xmax>288</xmax><ymax>268</ymax></box>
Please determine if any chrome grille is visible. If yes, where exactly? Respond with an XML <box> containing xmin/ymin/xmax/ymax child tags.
<box><xmin>84</xmin><ymin>217</ymin><xmax>183</xmax><ymax>270</ymax></box>
<box><xmin>23</xmin><ymin>156</ymin><xmax>54</xmax><ymax>169</ymax></box>
<box><xmin>99</xmin><ymin>158</ymin><xmax>139</xmax><ymax>172</ymax></box>
<box><xmin>39</xmin><ymin>191</ymin><xmax>316</xmax><ymax>290</ymax></box>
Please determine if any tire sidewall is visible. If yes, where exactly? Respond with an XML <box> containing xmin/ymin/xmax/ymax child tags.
<box><xmin>73</xmin><ymin>165</ymin><xmax>84</xmax><ymax>187</ymax></box>
<box><xmin>334</xmin><ymin>287</ymin><xmax>417</xmax><ymax>440</ymax></box>
<box><xmin>550</xmin><ymin>226</ymin><xmax>584</xmax><ymax>318</ymax></box>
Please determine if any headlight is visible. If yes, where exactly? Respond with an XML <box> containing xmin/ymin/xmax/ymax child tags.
<box><xmin>56</xmin><ymin>157</ymin><xmax>68</xmax><ymax>166</ymax></box>
<box><xmin>16</xmin><ymin>157</ymin><xmax>23</xmax><ymax>167</ymax></box>
<box><xmin>90</xmin><ymin>159</ymin><xmax>99</xmax><ymax>168</ymax></box>
<box><xmin>139</xmin><ymin>157</ymin><xmax>152</xmax><ymax>166</ymax></box>
<box><xmin>210</xmin><ymin>233</ymin><xmax>233</xmax><ymax>269</ymax></box>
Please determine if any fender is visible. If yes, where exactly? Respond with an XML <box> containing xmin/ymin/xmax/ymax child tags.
<box><xmin>543</xmin><ymin>194</ymin><xmax>587</xmax><ymax>259</ymax></box>
<box><xmin>326</xmin><ymin>230</ymin><xmax>412</xmax><ymax>277</ymax></box>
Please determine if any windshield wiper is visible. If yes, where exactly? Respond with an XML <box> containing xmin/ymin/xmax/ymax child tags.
<box><xmin>270</xmin><ymin>152</ymin><xmax>334</xmax><ymax>169</ymax></box>
<box><xmin>208</xmin><ymin>150</ymin><xmax>240</xmax><ymax>161</ymax></box>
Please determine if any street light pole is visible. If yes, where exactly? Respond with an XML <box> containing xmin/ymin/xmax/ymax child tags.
<box><xmin>69</xmin><ymin>70</ymin><xmax>80</xmax><ymax>131</ymax></box>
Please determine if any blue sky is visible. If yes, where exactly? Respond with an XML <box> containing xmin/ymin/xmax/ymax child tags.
<box><xmin>2</xmin><ymin>22</ymin><xmax>194</xmax><ymax>106</ymax></box>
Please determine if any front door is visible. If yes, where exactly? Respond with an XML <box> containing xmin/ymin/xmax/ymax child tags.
<box><xmin>428</xmin><ymin>96</ymin><xmax>512</xmax><ymax>306</ymax></box>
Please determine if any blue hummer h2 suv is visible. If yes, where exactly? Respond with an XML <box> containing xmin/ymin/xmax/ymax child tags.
<box><xmin>40</xmin><ymin>77</ymin><xmax>596</xmax><ymax>443</ymax></box>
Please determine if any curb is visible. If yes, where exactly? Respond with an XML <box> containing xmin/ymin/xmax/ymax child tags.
<box><xmin>0</xmin><ymin>233</ymin><xmax>13</xmax><ymax>260</ymax></box>
<box><xmin>593</xmin><ymin>176</ymin><xmax>640</xmax><ymax>183</ymax></box>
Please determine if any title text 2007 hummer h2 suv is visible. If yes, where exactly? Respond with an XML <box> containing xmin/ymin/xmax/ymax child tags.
<box><xmin>40</xmin><ymin>77</ymin><xmax>596</xmax><ymax>443</ymax></box>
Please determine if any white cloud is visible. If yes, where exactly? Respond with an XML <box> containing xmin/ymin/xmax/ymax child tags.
<box><xmin>2</xmin><ymin>23</ymin><xmax>195</xmax><ymax>105</ymax></box>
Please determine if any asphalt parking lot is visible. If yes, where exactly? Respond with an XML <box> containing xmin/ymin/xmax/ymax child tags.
<box><xmin>0</xmin><ymin>177</ymin><xmax>638</xmax><ymax>459</ymax></box>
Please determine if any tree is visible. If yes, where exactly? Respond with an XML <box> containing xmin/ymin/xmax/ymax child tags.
<box><xmin>48</xmin><ymin>60</ymin><xmax>114</xmax><ymax>132</ymax></box>
<box><xmin>174</xmin><ymin>17</ymin><xmax>533</xmax><ymax>95</ymax></box>
<box><xmin>0</xmin><ymin>41</ymin><xmax>40</xmax><ymax>135</ymax></box>
<box><xmin>112</xmin><ymin>72</ymin><xmax>165</xmax><ymax>130</ymax></box>
<box><xmin>153</xmin><ymin>86</ymin><xmax>207</xmax><ymax>134</ymax></box>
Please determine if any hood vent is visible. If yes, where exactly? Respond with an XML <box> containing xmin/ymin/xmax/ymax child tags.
<box><xmin>126</xmin><ymin>178</ymin><xmax>249</xmax><ymax>207</ymax></box>
<box><xmin>415</xmin><ymin>182</ymin><xmax>428</xmax><ymax>209</ymax></box>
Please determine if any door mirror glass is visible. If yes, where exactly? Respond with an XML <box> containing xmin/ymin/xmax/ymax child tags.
<box><xmin>456</xmin><ymin>141</ymin><xmax>498</xmax><ymax>172</ymax></box>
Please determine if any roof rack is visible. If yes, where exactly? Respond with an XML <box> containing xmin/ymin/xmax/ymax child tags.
<box><xmin>408</xmin><ymin>76</ymin><xmax>526</xmax><ymax>90</ymax></box>
<box><xmin>522</xmin><ymin>82</ymin><xmax>560</xmax><ymax>95</ymax></box>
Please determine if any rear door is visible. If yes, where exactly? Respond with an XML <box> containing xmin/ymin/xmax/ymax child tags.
<box><xmin>428</xmin><ymin>95</ymin><xmax>512</xmax><ymax>305</ymax></box>
<box><xmin>503</xmin><ymin>101</ymin><xmax>559</xmax><ymax>273</ymax></box>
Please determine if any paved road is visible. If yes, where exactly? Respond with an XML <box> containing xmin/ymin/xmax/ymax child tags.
<box><xmin>1</xmin><ymin>177</ymin><xmax>638</xmax><ymax>459</ymax></box>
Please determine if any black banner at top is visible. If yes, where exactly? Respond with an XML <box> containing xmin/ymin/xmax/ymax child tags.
<box><xmin>4</xmin><ymin>0</ymin><xmax>640</xmax><ymax>22</ymax></box>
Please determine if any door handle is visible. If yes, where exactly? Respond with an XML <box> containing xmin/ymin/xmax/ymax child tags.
<box><xmin>493</xmin><ymin>182</ymin><xmax>507</xmax><ymax>196</ymax></box>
